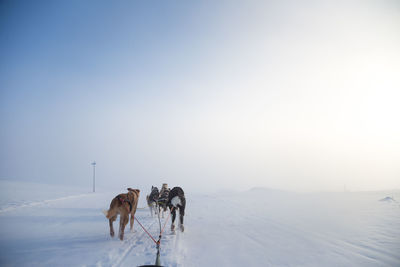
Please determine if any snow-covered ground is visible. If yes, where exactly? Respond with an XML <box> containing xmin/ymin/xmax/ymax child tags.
<box><xmin>0</xmin><ymin>181</ymin><xmax>399</xmax><ymax>266</ymax></box>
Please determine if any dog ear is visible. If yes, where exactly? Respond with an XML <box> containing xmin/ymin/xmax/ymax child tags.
<box><xmin>127</xmin><ymin>188</ymin><xmax>133</xmax><ymax>192</ymax></box>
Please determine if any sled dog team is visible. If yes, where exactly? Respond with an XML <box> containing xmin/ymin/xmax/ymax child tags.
<box><xmin>103</xmin><ymin>184</ymin><xmax>186</xmax><ymax>240</ymax></box>
<box><xmin>147</xmin><ymin>183</ymin><xmax>172</xmax><ymax>218</ymax></box>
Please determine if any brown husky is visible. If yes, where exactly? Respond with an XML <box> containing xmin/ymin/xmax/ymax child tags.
<box><xmin>103</xmin><ymin>188</ymin><xmax>140</xmax><ymax>240</ymax></box>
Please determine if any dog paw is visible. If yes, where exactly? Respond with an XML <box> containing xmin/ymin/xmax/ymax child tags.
<box><xmin>180</xmin><ymin>225</ymin><xmax>184</xmax><ymax>232</ymax></box>
<box><xmin>171</xmin><ymin>224</ymin><xmax>175</xmax><ymax>231</ymax></box>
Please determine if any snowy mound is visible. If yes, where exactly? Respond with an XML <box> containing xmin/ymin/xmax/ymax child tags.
<box><xmin>379</xmin><ymin>196</ymin><xmax>396</xmax><ymax>202</ymax></box>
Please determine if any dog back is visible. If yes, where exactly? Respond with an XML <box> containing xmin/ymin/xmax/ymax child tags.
<box><xmin>168</xmin><ymin>187</ymin><xmax>185</xmax><ymax>208</ymax></box>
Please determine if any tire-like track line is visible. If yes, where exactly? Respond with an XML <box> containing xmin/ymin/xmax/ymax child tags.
<box><xmin>111</xmin><ymin>218</ymin><xmax>158</xmax><ymax>267</ymax></box>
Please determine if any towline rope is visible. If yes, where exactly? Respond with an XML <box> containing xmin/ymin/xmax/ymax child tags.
<box><xmin>134</xmin><ymin>216</ymin><xmax>158</xmax><ymax>244</ymax></box>
<box><xmin>134</xmin><ymin>207</ymin><xmax>174</xmax><ymax>266</ymax></box>
<box><xmin>134</xmin><ymin>207</ymin><xmax>173</xmax><ymax>245</ymax></box>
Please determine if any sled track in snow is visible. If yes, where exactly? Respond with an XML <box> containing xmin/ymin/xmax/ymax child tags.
<box><xmin>108</xmin><ymin>218</ymin><xmax>158</xmax><ymax>267</ymax></box>
<box><xmin>106</xmin><ymin>212</ymin><xmax>182</xmax><ymax>267</ymax></box>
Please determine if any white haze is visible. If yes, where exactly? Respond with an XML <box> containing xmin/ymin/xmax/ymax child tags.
<box><xmin>1</xmin><ymin>0</ymin><xmax>399</xmax><ymax>193</ymax></box>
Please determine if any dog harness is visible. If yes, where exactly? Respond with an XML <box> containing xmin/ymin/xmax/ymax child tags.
<box><xmin>116</xmin><ymin>195</ymin><xmax>132</xmax><ymax>212</ymax></box>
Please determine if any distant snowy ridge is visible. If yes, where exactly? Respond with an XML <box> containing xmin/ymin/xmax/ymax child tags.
<box><xmin>0</xmin><ymin>193</ymin><xmax>91</xmax><ymax>213</ymax></box>
<box><xmin>248</xmin><ymin>186</ymin><xmax>288</xmax><ymax>193</ymax></box>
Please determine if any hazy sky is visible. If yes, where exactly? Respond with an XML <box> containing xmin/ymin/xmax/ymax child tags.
<box><xmin>1</xmin><ymin>0</ymin><xmax>399</xmax><ymax>192</ymax></box>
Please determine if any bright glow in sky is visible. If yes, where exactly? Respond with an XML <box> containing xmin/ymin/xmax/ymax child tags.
<box><xmin>1</xmin><ymin>0</ymin><xmax>399</xmax><ymax>192</ymax></box>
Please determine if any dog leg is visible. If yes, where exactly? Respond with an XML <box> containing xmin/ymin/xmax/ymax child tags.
<box><xmin>109</xmin><ymin>215</ymin><xmax>117</xmax><ymax>237</ymax></box>
<box><xmin>118</xmin><ymin>224</ymin><xmax>122</xmax><ymax>240</ymax></box>
<box><xmin>130</xmin><ymin>213</ymin><xmax>135</xmax><ymax>231</ymax></box>
<box><xmin>171</xmin><ymin>208</ymin><xmax>176</xmax><ymax>231</ymax></box>
<box><xmin>119</xmin><ymin>214</ymin><xmax>129</xmax><ymax>240</ymax></box>
<box><xmin>179</xmin><ymin>207</ymin><xmax>185</xmax><ymax>232</ymax></box>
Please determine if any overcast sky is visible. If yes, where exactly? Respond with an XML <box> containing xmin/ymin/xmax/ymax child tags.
<box><xmin>1</xmin><ymin>0</ymin><xmax>399</xmax><ymax>192</ymax></box>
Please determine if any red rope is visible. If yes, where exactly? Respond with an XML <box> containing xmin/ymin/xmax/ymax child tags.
<box><xmin>134</xmin><ymin>207</ymin><xmax>175</xmax><ymax>246</ymax></box>
<box><xmin>159</xmin><ymin>207</ymin><xmax>173</xmax><ymax>239</ymax></box>
<box><xmin>134</xmin><ymin>216</ymin><xmax>158</xmax><ymax>244</ymax></box>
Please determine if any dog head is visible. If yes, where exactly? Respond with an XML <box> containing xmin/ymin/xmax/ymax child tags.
<box><xmin>127</xmin><ymin>188</ymin><xmax>140</xmax><ymax>194</ymax></box>
<box><xmin>151</xmin><ymin>186</ymin><xmax>158</xmax><ymax>193</ymax></box>
<box><xmin>127</xmin><ymin>188</ymin><xmax>140</xmax><ymax>204</ymax></box>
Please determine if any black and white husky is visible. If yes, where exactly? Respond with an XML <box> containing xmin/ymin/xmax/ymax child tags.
<box><xmin>167</xmin><ymin>187</ymin><xmax>186</xmax><ymax>232</ymax></box>
<box><xmin>146</xmin><ymin>186</ymin><xmax>159</xmax><ymax>217</ymax></box>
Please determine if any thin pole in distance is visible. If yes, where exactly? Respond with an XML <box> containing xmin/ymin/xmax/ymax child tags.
<box><xmin>91</xmin><ymin>161</ymin><xmax>96</xmax><ymax>192</ymax></box>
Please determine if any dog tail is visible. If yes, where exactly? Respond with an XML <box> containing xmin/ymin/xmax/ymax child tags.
<box><xmin>102</xmin><ymin>209</ymin><xmax>110</xmax><ymax>219</ymax></box>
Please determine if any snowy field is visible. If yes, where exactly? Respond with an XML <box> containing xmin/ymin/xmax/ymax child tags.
<box><xmin>0</xmin><ymin>180</ymin><xmax>399</xmax><ymax>267</ymax></box>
